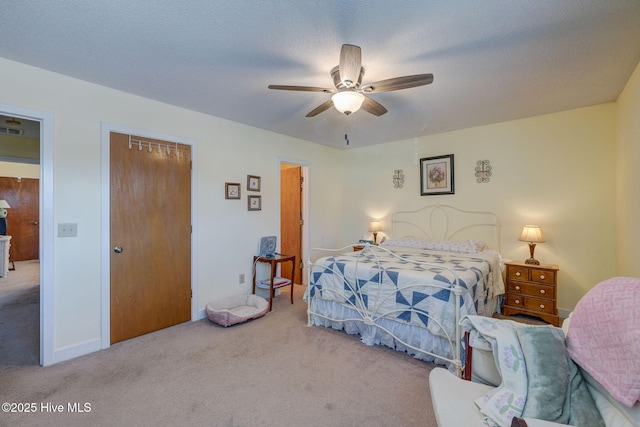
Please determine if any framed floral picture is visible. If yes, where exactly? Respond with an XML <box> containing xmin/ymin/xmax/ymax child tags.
<box><xmin>420</xmin><ymin>154</ymin><xmax>454</xmax><ymax>195</ymax></box>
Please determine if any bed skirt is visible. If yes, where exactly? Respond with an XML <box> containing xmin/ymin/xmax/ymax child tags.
<box><xmin>308</xmin><ymin>296</ymin><xmax>499</xmax><ymax>372</ymax></box>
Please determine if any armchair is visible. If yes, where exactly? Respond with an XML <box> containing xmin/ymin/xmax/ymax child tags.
<box><xmin>429</xmin><ymin>277</ymin><xmax>640</xmax><ymax>427</ymax></box>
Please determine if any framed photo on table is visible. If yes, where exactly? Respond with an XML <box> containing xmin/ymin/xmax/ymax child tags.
<box><xmin>225</xmin><ymin>182</ymin><xmax>241</xmax><ymax>199</ymax></box>
<box><xmin>247</xmin><ymin>175</ymin><xmax>261</xmax><ymax>192</ymax></box>
<box><xmin>248</xmin><ymin>195</ymin><xmax>262</xmax><ymax>211</ymax></box>
<box><xmin>420</xmin><ymin>154</ymin><xmax>454</xmax><ymax>195</ymax></box>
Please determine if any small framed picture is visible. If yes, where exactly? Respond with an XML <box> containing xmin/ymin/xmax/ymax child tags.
<box><xmin>225</xmin><ymin>182</ymin><xmax>241</xmax><ymax>199</ymax></box>
<box><xmin>247</xmin><ymin>175</ymin><xmax>261</xmax><ymax>192</ymax></box>
<box><xmin>248</xmin><ymin>195</ymin><xmax>261</xmax><ymax>211</ymax></box>
<box><xmin>420</xmin><ymin>154</ymin><xmax>454</xmax><ymax>195</ymax></box>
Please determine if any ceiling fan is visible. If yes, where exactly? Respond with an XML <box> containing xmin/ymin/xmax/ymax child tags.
<box><xmin>268</xmin><ymin>44</ymin><xmax>433</xmax><ymax>117</ymax></box>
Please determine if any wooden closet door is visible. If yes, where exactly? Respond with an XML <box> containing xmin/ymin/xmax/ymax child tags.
<box><xmin>109</xmin><ymin>132</ymin><xmax>191</xmax><ymax>344</ymax></box>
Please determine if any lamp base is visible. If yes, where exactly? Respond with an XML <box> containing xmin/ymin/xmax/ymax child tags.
<box><xmin>524</xmin><ymin>242</ymin><xmax>540</xmax><ymax>265</ymax></box>
<box><xmin>524</xmin><ymin>257</ymin><xmax>540</xmax><ymax>265</ymax></box>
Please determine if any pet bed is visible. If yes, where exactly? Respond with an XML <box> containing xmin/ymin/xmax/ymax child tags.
<box><xmin>206</xmin><ymin>294</ymin><xmax>269</xmax><ymax>327</ymax></box>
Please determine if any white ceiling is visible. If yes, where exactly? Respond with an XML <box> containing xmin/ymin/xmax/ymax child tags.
<box><xmin>1</xmin><ymin>1</ymin><xmax>639</xmax><ymax>149</ymax></box>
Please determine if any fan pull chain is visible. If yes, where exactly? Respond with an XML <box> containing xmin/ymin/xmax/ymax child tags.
<box><xmin>345</xmin><ymin>133</ymin><xmax>349</xmax><ymax>146</ymax></box>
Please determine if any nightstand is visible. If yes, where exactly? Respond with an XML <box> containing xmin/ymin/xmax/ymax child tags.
<box><xmin>353</xmin><ymin>243</ymin><xmax>377</xmax><ymax>252</ymax></box>
<box><xmin>252</xmin><ymin>254</ymin><xmax>296</xmax><ymax>312</ymax></box>
<box><xmin>503</xmin><ymin>261</ymin><xmax>559</xmax><ymax>326</ymax></box>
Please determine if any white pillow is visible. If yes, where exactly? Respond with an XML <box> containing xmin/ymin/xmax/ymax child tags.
<box><xmin>421</xmin><ymin>240</ymin><xmax>487</xmax><ymax>254</ymax></box>
<box><xmin>381</xmin><ymin>237</ymin><xmax>487</xmax><ymax>253</ymax></box>
<box><xmin>379</xmin><ymin>236</ymin><xmax>430</xmax><ymax>249</ymax></box>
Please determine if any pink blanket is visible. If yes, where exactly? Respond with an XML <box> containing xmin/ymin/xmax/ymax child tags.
<box><xmin>566</xmin><ymin>277</ymin><xmax>640</xmax><ymax>407</ymax></box>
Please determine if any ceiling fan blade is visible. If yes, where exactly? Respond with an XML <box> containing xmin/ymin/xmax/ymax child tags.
<box><xmin>305</xmin><ymin>99</ymin><xmax>334</xmax><ymax>117</ymax></box>
<box><xmin>361</xmin><ymin>96</ymin><xmax>388</xmax><ymax>116</ymax></box>
<box><xmin>339</xmin><ymin>44</ymin><xmax>362</xmax><ymax>88</ymax></box>
<box><xmin>268</xmin><ymin>85</ymin><xmax>333</xmax><ymax>93</ymax></box>
<box><xmin>362</xmin><ymin>74</ymin><xmax>434</xmax><ymax>93</ymax></box>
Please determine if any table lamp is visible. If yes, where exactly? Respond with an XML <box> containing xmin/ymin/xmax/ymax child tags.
<box><xmin>519</xmin><ymin>225</ymin><xmax>544</xmax><ymax>265</ymax></box>
<box><xmin>0</xmin><ymin>200</ymin><xmax>10</xmax><ymax>235</ymax></box>
<box><xmin>368</xmin><ymin>221</ymin><xmax>382</xmax><ymax>245</ymax></box>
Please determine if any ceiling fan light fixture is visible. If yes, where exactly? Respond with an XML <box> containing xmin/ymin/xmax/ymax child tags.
<box><xmin>331</xmin><ymin>91</ymin><xmax>365</xmax><ymax>115</ymax></box>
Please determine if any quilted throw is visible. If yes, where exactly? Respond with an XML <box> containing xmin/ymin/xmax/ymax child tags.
<box><xmin>566</xmin><ymin>277</ymin><xmax>640</xmax><ymax>407</ymax></box>
<box><xmin>308</xmin><ymin>247</ymin><xmax>504</xmax><ymax>340</ymax></box>
<box><xmin>462</xmin><ymin>316</ymin><xmax>604</xmax><ymax>427</ymax></box>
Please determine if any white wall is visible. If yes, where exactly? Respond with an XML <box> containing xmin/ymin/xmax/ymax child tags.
<box><xmin>341</xmin><ymin>104</ymin><xmax>618</xmax><ymax>312</ymax></box>
<box><xmin>0</xmin><ymin>57</ymin><xmax>344</xmax><ymax>361</ymax></box>
<box><xmin>616</xmin><ymin>61</ymin><xmax>640</xmax><ymax>276</ymax></box>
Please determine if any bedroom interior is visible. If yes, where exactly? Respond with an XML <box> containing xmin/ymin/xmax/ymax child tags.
<box><xmin>1</xmin><ymin>2</ymin><xmax>640</xmax><ymax>426</ymax></box>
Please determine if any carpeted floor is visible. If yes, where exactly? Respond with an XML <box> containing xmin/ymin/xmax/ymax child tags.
<box><xmin>0</xmin><ymin>260</ymin><xmax>40</xmax><ymax>366</ymax></box>
<box><xmin>0</xmin><ymin>275</ymin><xmax>439</xmax><ymax>427</ymax></box>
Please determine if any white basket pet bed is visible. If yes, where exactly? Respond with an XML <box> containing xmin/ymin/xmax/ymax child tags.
<box><xmin>206</xmin><ymin>294</ymin><xmax>269</xmax><ymax>327</ymax></box>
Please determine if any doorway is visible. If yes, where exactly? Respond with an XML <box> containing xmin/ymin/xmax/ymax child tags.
<box><xmin>0</xmin><ymin>106</ymin><xmax>52</xmax><ymax>366</ymax></box>
<box><xmin>280</xmin><ymin>162</ymin><xmax>307</xmax><ymax>286</ymax></box>
<box><xmin>0</xmin><ymin>174</ymin><xmax>40</xmax><ymax>365</ymax></box>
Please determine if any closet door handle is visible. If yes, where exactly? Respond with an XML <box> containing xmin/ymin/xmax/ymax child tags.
<box><xmin>114</xmin><ymin>246</ymin><xmax>123</xmax><ymax>254</ymax></box>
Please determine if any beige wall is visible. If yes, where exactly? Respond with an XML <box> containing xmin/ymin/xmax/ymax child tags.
<box><xmin>0</xmin><ymin>135</ymin><xmax>39</xmax><ymax>162</ymax></box>
<box><xmin>0</xmin><ymin>161</ymin><xmax>40</xmax><ymax>179</ymax></box>
<box><xmin>341</xmin><ymin>104</ymin><xmax>618</xmax><ymax>313</ymax></box>
<box><xmin>616</xmin><ymin>61</ymin><xmax>640</xmax><ymax>276</ymax></box>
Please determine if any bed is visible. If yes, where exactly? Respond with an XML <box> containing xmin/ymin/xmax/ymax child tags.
<box><xmin>305</xmin><ymin>205</ymin><xmax>504</xmax><ymax>375</ymax></box>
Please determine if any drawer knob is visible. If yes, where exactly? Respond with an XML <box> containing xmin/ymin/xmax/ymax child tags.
<box><xmin>515</xmin><ymin>272</ymin><xmax>521</xmax><ymax>277</ymax></box>
<box><xmin>539</xmin><ymin>304</ymin><xmax>545</xmax><ymax>309</ymax></box>
<box><xmin>515</xmin><ymin>285</ymin><xmax>520</xmax><ymax>290</ymax></box>
<box><xmin>515</xmin><ymin>299</ymin><xmax>520</xmax><ymax>304</ymax></box>
<box><xmin>540</xmin><ymin>289</ymin><xmax>545</xmax><ymax>294</ymax></box>
<box><xmin>539</xmin><ymin>275</ymin><xmax>545</xmax><ymax>280</ymax></box>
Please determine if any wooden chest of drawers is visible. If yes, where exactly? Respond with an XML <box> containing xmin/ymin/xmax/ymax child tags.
<box><xmin>503</xmin><ymin>261</ymin><xmax>559</xmax><ymax>326</ymax></box>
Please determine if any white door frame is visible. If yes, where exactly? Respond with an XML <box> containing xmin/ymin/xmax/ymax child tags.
<box><xmin>278</xmin><ymin>158</ymin><xmax>309</xmax><ymax>286</ymax></box>
<box><xmin>100</xmin><ymin>123</ymin><xmax>198</xmax><ymax>349</ymax></box>
<box><xmin>0</xmin><ymin>103</ymin><xmax>55</xmax><ymax>366</ymax></box>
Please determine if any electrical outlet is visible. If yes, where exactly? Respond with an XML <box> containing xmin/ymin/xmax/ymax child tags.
<box><xmin>239</xmin><ymin>274</ymin><xmax>245</xmax><ymax>284</ymax></box>
<box><xmin>58</xmin><ymin>222</ymin><xmax>78</xmax><ymax>237</ymax></box>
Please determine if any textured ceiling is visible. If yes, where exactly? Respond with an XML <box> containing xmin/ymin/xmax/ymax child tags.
<box><xmin>1</xmin><ymin>1</ymin><xmax>639</xmax><ymax>149</ymax></box>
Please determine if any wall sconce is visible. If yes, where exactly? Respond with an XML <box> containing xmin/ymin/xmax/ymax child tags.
<box><xmin>0</xmin><ymin>200</ymin><xmax>10</xmax><ymax>235</ymax></box>
<box><xmin>519</xmin><ymin>225</ymin><xmax>545</xmax><ymax>265</ymax></box>
<box><xmin>368</xmin><ymin>221</ymin><xmax>382</xmax><ymax>245</ymax></box>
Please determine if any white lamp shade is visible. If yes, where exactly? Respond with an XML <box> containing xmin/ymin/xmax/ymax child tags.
<box><xmin>519</xmin><ymin>225</ymin><xmax>545</xmax><ymax>243</ymax></box>
<box><xmin>332</xmin><ymin>91</ymin><xmax>365</xmax><ymax>115</ymax></box>
<box><xmin>0</xmin><ymin>200</ymin><xmax>10</xmax><ymax>209</ymax></box>
<box><xmin>368</xmin><ymin>221</ymin><xmax>382</xmax><ymax>233</ymax></box>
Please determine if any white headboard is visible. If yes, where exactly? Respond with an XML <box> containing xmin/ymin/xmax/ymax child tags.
<box><xmin>390</xmin><ymin>204</ymin><xmax>502</xmax><ymax>251</ymax></box>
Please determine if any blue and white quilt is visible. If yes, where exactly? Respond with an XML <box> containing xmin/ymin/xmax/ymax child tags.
<box><xmin>308</xmin><ymin>246</ymin><xmax>504</xmax><ymax>342</ymax></box>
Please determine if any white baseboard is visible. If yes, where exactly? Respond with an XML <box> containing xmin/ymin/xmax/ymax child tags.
<box><xmin>50</xmin><ymin>338</ymin><xmax>101</xmax><ymax>365</ymax></box>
